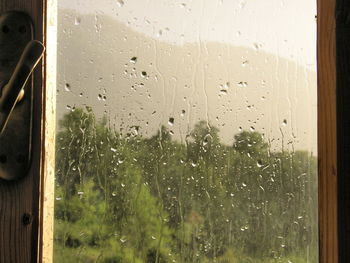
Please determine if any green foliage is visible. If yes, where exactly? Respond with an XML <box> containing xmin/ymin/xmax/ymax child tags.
<box><xmin>54</xmin><ymin>109</ymin><xmax>318</xmax><ymax>263</ymax></box>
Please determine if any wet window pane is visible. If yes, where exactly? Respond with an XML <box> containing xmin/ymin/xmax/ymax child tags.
<box><xmin>54</xmin><ymin>1</ymin><xmax>318</xmax><ymax>262</ymax></box>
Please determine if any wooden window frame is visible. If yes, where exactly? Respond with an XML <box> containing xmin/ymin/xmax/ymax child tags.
<box><xmin>317</xmin><ymin>0</ymin><xmax>338</xmax><ymax>262</ymax></box>
<box><xmin>40</xmin><ymin>0</ymin><xmax>350</xmax><ymax>262</ymax></box>
<box><xmin>0</xmin><ymin>0</ymin><xmax>343</xmax><ymax>262</ymax></box>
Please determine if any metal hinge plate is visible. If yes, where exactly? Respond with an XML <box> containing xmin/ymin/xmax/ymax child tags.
<box><xmin>0</xmin><ymin>11</ymin><xmax>34</xmax><ymax>180</ymax></box>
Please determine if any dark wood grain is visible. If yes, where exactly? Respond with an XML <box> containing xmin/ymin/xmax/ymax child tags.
<box><xmin>317</xmin><ymin>0</ymin><xmax>338</xmax><ymax>262</ymax></box>
<box><xmin>0</xmin><ymin>1</ymin><xmax>44</xmax><ymax>262</ymax></box>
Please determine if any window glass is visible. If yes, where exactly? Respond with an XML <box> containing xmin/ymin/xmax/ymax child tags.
<box><xmin>54</xmin><ymin>1</ymin><xmax>318</xmax><ymax>262</ymax></box>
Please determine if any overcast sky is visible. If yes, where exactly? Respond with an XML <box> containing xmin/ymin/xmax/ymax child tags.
<box><xmin>59</xmin><ymin>0</ymin><xmax>316</xmax><ymax>69</ymax></box>
<box><xmin>57</xmin><ymin>0</ymin><xmax>317</xmax><ymax>151</ymax></box>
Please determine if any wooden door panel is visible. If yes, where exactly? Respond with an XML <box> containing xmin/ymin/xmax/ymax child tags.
<box><xmin>0</xmin><ymin>1</ymin><xmax>44</xmax><ymax>262</ymax></box>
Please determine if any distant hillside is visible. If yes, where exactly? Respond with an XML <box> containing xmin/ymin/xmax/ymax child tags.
<box><xmin>57</xmin><ymin>10</ymin><xmax>317</xmax><ymax>151</ymax></box>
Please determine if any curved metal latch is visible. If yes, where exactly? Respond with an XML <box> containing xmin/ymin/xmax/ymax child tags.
<box><xmin>0</xmin><ymin>40</ymin><xmax>44</xmax><ymax>133</ymax></box>
<box><xmin>0</xmin><ymin>11</ymin><xmax>45</xmax><ymax>180</ymax></box>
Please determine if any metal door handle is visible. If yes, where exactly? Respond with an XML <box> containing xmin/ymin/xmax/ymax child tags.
<box><xmin>0</xmin><ymin>40</ymin><xmax>44</xmax><ymax>134</ymax></box>
<box><xmin>0</xmin><ymin>11</ymin><xmax>44</xmax><ymax>180</ymax></box>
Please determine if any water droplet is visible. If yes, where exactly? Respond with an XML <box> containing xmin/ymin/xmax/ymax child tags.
<box><xmin>282</xmin><ymin>119</ymin><xmax>287</xmax><ymax>126</ymax></box>
<box><xmin>168</xmin><ymin>117</ymin><xmax>174</xmax><ymax>126</ymax></box>
<box><xmin>242</xmin><ymin>60</ymin><xmax>249</xmax><ymax>67</ymax></box>
<box><xmin>98</xmin><ymin>94</ymin><xmax>103</xmax><ymax>100</ymax></box>
<box><xmin>66</xmin><ymin>105</ymin><xmax>75</xmax><ymax>111</ymax></box>
<box><xmin>181</xmin><ymin>110</ymin><xmax>186</xmax><ymax>116</ymax></box>
<box><xmin>130</xmin><ymin>56</ymin><xmax>137</xmax><ymax>63</ymax></box>
<box><xmin>111</xmin><ymin>147</ymin><xmax>117</xmax><ymax>152</ymax></box>
<box><xmin>121</xmin><ymin>183</ymin><xmax>125</xmax><ymax>188</ymax></box>
<box><xmin>253</xmin><ymin>42</ymin><xmax>261</xmax><ymax>50</ymax></box>
<box><xmin>141</xmin><ymin>71</ymin><xmax>147</xmax><ymax>77</ymax></box>
<box><xmin>240</xmin><ymin>226</ymin><xmax>248</xmax><ymax>231</ymax></box>
<box><xmin>220</xmin><ymin>89</ymin><xmax>227</xmax><ymax>95</ymax></box>
<box><xmin>237</xmin><ymin>81</ymin><xmax>248</xmax><ymax>87</ymax></box>
<box><xmin>219</xmin><ymin>82</ymin><xmax>230</xmax><ymax>94</ymax></box>
<box><xmin>117</xmin><ymin>0</ymin><xmax>124</xmax><ymax>7</ymax></box>
<box><xmin>65</xmin><ymin>83</ymin><xmax>71</xmax><ymax>91</ymax></box>
<box><xmin>112</xmin><ymin>192</ymin><xmax>117</xmax><ymax>197</ymax></box>
<box><xmin>257</xmin><ymin>160</ymin><xmax>263</xmax><ymax>167</ymax></box>
<box><xmin>74</xmin><ymin>17</ymin><xmax>81</xmax><ymax>25</ymax></box>
<box><xmin>240</xmin><ymin>1</ymin><xmax>247</xmax><ymax>8</ymax></box>
<box><xmin>157</xmin><ymin>30</ymin><xmax>163</xmax><ymax>37</ymax></box>
<box><xmin>250</xmin><ymin>126</ymin><xmax>255</xmax><ymax>131</ymax></box>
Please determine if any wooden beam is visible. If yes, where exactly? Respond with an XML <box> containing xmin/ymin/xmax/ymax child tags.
<box><xmin>38</xmin><ymin>0</ymin><xmax>56</xmax><ymax>262</ymax></box>
<box><xmin>317</xmin><ymin>0</ymin><xmax>338</xmax><ymax>262</ymax></box>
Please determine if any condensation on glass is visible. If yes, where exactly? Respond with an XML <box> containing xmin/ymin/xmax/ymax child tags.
<box><xmin>54</xmin><ymin>1</ymin><xmax>318</xmax><ymax>262</ymax></box>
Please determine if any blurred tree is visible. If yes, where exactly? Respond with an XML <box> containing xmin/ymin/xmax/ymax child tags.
<box><xmin>54</xmin><ymin>109</ymin><xmax>318</xmax><ymax>263</ymax></box>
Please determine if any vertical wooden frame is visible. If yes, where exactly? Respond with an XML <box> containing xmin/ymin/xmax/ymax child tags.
<box><xmin>317</xmin><ymin>0</ymin><xmax>338</xmax><ymax>262</ymax></box>
<box><xmin>39</xmin><ymin>0</ymin><xmax>56</xmax><ymax>262</ymax></box>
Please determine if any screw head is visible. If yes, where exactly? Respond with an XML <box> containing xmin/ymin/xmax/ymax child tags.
<box><xmin>22</xmin><ymin>213</ymin><xmax>32</xmax><ymax>226</ymax></box>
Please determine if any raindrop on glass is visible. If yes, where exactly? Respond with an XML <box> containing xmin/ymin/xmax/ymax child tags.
<box><xmin>116</xmin><ymin>0</ymin><xmax>124</xmax><ymax>7</ymax></box>
<box><xmin>242</xmin><ymin>60</ymin><xmax>249</xmax><ymax>67</ymax></box>
<box><xmin>74</xmin><ymin>17</ymin><xmax>81</xmax><ymax>25</ymax></box>
<box><xmin>65</xmin><ymin>83</ymin><xmax>71</xmax><ymax>91</ymax></box>
<box><xmin>237</xmin><ymin>81</ymin><xmax>248</xmax><ymax>87</ymax></box>
<box><xmin>168</xmin><ymin>117</ymin><xmax>174</xmax><ymax>126</ymax></box>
